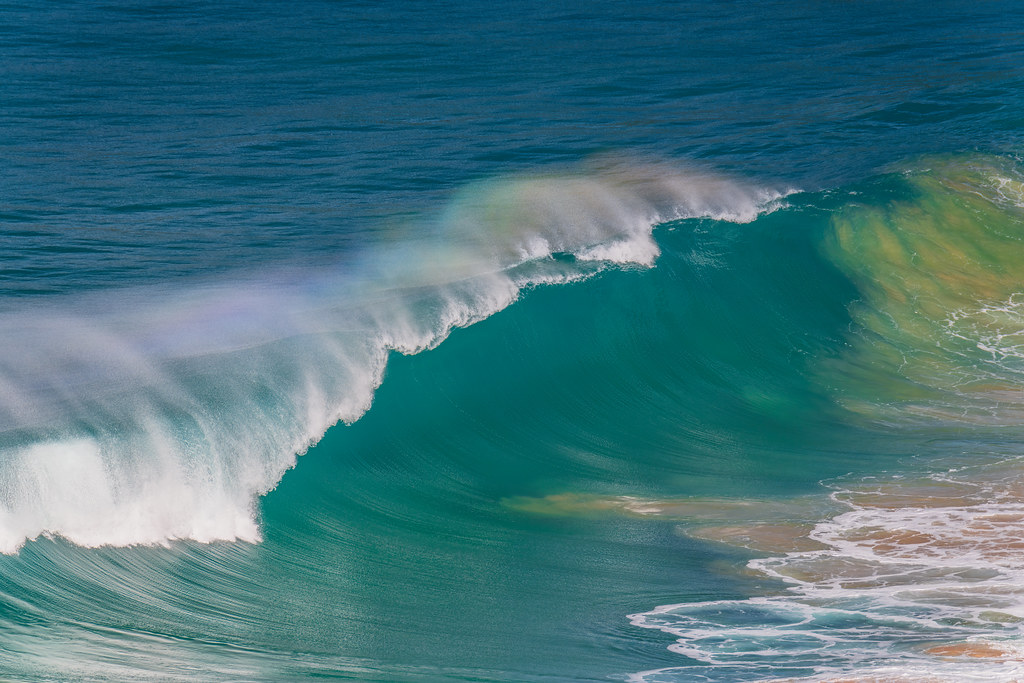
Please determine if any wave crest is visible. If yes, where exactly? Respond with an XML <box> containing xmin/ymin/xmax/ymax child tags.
<box><xmin>0</xmin><ymin>160</ymin><xmax>784</xmax><ymax>553</ymax></box>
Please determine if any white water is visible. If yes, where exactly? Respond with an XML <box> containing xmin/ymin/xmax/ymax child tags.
<box><xmin>0</xmin><ymin>162</ymin><xmax>786</xmax><ymax>553</ymax></box>
<box><xmin>629</xmin><ymin>457</ymin><xmax>1024</xmax><ymax>682</ymax></box>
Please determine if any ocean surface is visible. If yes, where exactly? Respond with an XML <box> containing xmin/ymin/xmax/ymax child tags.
<box><xmin>4</xmin><ymin>1</ymin><xmax>1024</xmax><ymax>681</ymax></box>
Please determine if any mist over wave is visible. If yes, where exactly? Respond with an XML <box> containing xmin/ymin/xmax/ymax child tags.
<box><xmin>0</xmin><ymin>161</ymin><xmax>785</xmax><ymax>554</ymax></box>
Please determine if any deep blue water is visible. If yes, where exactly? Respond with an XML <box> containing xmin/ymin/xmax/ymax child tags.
<box><xmin>3</xmin><ymin>1</ymin><xmax>1024</xmax><ymax>681</ymax></box>
<box><xmin>5</xmin><ymin>0</ymin><xmax>1023</xmax><ymax>294</ymax></box>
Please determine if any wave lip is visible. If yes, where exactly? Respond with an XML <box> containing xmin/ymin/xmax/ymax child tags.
<box><xmin>436</xmin><ymin>159</ymin><xmax>788</xmax><ymax>269</ymax></box>
<box><xmin>0</xmin><ymin>159</ymin><xmax>785</xmax><ymax>554</ymax></box>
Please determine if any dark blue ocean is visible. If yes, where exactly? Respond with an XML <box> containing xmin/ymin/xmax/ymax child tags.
<box><xmin>4</xmin><ymin>1</ymin><xmax>1024</xmax><ymax>681</ymax></box>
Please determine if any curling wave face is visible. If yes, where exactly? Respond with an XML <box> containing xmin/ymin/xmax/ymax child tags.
<box><xmin>0</xmin><ymin>161</ymin><xmax>786</xmax><ymax>553</ymax></box>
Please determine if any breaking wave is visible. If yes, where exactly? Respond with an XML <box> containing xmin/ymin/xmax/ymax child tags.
<box><xmin>0</xmin><ymin>160</ymin><xmax>785</xmax><ymax>553</ymax></box>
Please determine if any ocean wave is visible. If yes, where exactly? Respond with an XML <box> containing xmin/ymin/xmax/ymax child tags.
<box><xmin>0</xmin><ymin>160</ymin><xmax>785</xmax><ymax>553</ymax></box>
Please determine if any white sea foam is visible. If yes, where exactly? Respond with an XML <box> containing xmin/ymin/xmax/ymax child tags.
<box><xmin>947</xmin><ymin>294</ymin><xmax>1024</xmax><ymax>369</ymax></box>
<box><xmin>0</xmin><ymin>161</ymin><xmax>785</xmax><ymax>553</ymax></box>
<box><xmin>628</xmin><ymin>459</ymin><xmax>1024</xmax><ymax>682</ymax></box>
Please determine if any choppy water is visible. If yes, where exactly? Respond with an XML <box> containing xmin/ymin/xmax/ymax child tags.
<box><xmin>4</xmin><ymin>1</ymin><xmax>1024</xmax><ymax>681</ymax></box>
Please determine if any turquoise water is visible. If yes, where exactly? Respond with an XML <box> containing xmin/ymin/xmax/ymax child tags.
<box><xmin>4</xmin><ymin>2</ymin><xmax>1024</xmax><ymax>681</ymax></box>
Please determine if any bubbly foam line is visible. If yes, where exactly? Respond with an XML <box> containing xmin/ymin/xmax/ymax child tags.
<box><xmin>0</xmin><ymin>160</ymin><xmax>786</xmax><ymax>553</ymax></box>
<box><xmin>628</xmin><ymin>460</ymin><xmax>1024</xmax><ymax>682</ymax></box>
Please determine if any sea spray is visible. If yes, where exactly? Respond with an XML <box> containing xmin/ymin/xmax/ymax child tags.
<box><xmin>0</xmin><ymin>161</ymin><xmax>785</xmax><ymax>553</ymax></box>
